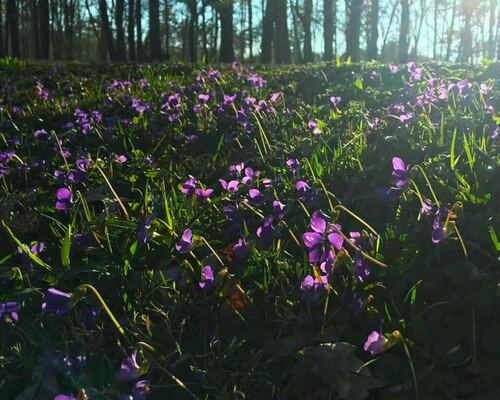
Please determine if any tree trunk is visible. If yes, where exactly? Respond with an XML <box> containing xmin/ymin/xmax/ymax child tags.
<box><xmin>98</xmin><ymin>0</ymin><xmax>115</xmax><ymax>60</ymax></box>
<box><xmin>186</xmin><ymin>0</ymin><xmax>196</xmax><ymax>62</ymax></box>
<box><xmin>367</xmin><ymin>0</ymin><xmax>378</xmax><ymax>59</ymax></box>
<box><xmin>291</xmin><ymin>0</ymin><xmax>302</xmax><ymax>62</ymax></box>
<box><xmin>7</xmin><ymin>0</ymin><xmax>19</xmax><ymax>57</ymax></box>
<box><xmin>219</xmin><ymin>0</ymin><xmax>234</xmax><ymax>62</ymax></box>
<box><xmin>261</xmin><ymin>0</ymin><xmax>274</xmax><ymax>63</ymax></box>
<box><xmin>346</xmin><ymin>0</ymin><xmax>363</xmax><ymax>62</ymax></box>
<box><xmin>63</xmin><ymin>0</ymin><xmax>75</xmax><ymax>60</ymax></box>
<box><xmin>239</xmin><ymin>0</ymin><xmax>244</xmax><ymax>59</ymax></box>
<box><xmin>39</xmin><ymin>0</ymin><xmax>49</xmax><ymax>58</ymax></box>
<box><xmin>487</xmin><ymin>0</ymin><xmax>496</xmax><ymax>59</ymax></box>
<box><xmin>274</xmin><ymin>0</ymin><xmax>291</xmax><ymax>63</ymax></box>
<box><xmin>302</xmin><ymin>0</ymin><xmax>313</xmax><ymax>62</ymax></box>
<box><xmin>0</xmin><ymin>0</ymin><xmax>3</xmax><ymax>57</ymax></box>
<box><xmin>459</xmin><ymin>0</ymin><xmax>476</xmax><ymax>63</ymax></box>
<box><xmin>323</xmin><ymin>0</ymin><xmax>334</xmax><ymax>61</ymax></box>
<box><xmin>164</xmin><ymin>0</ymin><xmax>170</xmax><ymax>59</ymax></box>
<box><xmin>149</xmin><ymin>0</ymin><xmax>161</xmax><ymax>60</ymax></box>
<box><xmin>136</xmin><ymin>0</ymin><xmax>144</xmax><ymax>61</ymax></box>
<box><xmin>432</xmin><ymin>0</ymin><xmax>438</xmax><ymax>59</ymax></box>
<box><xmin>398</xmin><ymin>0</ymin><xmax>409</xmax><ymax>63</ymax></box>
<box><xmin>115</xmin><ymin>0</ymin><xmax>126</xmax><ymax>60</ymax></box>
<box><xmin>201</xmin><ymin>3</ymin><xmax>208</xmax><ymax>60</ymax></box>
<box><xmin>497</xmin><ymin>1</ymin><xmax>500</xmax><ymax>60</ymax></box>
<box><xmin>211</xmin><ymin>9</ymin><xmax>218</xmax><ymax>60</ymax></box>
<box><xmin>248</xmin><ymin>0</ymin><xmax>253</xmax><ymax>59</ymax></box>
<box><xmin>128</xmin><ymin>0</ymin><xmax>135</xmax><ymax>61</ymax></box>
<box><xmin>445</xmin><ymin>0</ymin><xmax>457</xmax><ymax>61</ymax></box>
<box><xmin>32</xmin><ymin>0</ymin><xmax>40</xmax><ymax>58</ymax></box>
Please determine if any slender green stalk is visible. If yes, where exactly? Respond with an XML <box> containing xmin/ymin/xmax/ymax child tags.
<box><xmin>78</xmin><ymin>284</ymin><xmax>125</xmax><ymax>336</ymax></box>
<box><xmin>96</xmin><ymin>165</ymin><xmax>129</xmax><ymax>219</ymax></box>
<box><xmin>333</xmin><ymin>204</ymin><xmax>379</xmax><ymax>237</ymax></box>
<box><xmin>413</xmin><ymin>165</ymin><xmax>440</xmax><ymax>206</ymax></box>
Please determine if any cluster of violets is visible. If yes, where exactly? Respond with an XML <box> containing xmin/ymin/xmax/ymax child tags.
<box><xmin>3</xmin><ymin>286</ymin><xmax>148</xmax><ymax>400</ymax></box>
<box><xmin>386</xmin><ymin>156</ymin><xmax>455</xmax><ymax>244</ymax></box>
<box><xmin>0</xmin><ymin>61</ymin><xmax>496</xmax><ymax>399</ymax></box>
<box><xmin>385</xmin><ymin>63</ymin><xmax>496</xmax><ymax>135</ymax></box>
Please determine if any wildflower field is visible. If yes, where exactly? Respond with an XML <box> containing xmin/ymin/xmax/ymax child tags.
<box><xmin>0</xmin><ymin>58</ymin><xmax>499</xmax><ymax>399</ymax></box>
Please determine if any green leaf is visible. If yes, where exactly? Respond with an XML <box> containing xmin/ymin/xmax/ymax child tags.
<box><xmin>354</xmin><ymin>77</ymin><xmax>363</xmax><ymax>90</ymax></box>
<box><xmin>450</xmin><ymin>128</ymin><xmax>457</xmax><ymax>169</ymax></box>
<box><xmin>129</xmin><ymin>240</ymin><xmax>138</xmax><ymax>256</ymax></box>
<box><xmin>336</xmin><ymin>54</ymin><xmax>342</xmax><ymax>68</ymax></box>
<box><xmin>60</xmin><ymin>224</ymin><xmax>72</xmax><ymax>269</ymax></box>
<box><xmin>489</xmin><ymin>227</ymin><xmax>500</xmax><ymax>252</ymax></box>
<box><xmin>462</xmin><ymin>132</ymin><xmax>474</xmax><ymax>170</ymax></box>
<box><xmin>2</xmin><ymin>221</ymin><xmax>52</xmax><ymax>271</ymax></box>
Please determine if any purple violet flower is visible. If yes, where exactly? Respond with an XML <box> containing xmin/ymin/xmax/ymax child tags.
<box><xmin>199</xmin><ymin>266</ymin><xmax>215</xmax><ymax>290</ymax></box>
<box><xmin>0</xmin><ymin>302</ymin><xmax>20</xmax><ymax>323</ymax></box>
<box><xmin>34</xmin><ymin>129</ymin><xmax>48</xmax><ymax>139</ymax></box>
<box><xmin>55</xmin><ymin>187</ymin><xmax>73</xmax><ymax>212</ymax></box>
<box><xmin>302</xmin><ymin>211</ymin><xmax>344</xmax><ymax>273</ymax></box>
<box><xmin>115</xmin><ymin>154</ymin><xmax>128</xmax><ymax>164</ymax></box>
<box><xmin>242</xmin><ymin>167</ymin><xmax>259</xmax><ymax>185</ymax></box>
<box><xmin>286</xmin><ymin>158</ymin><xmax>299</xmax><ymax>173</ymax></box>
<box><xmin>194</xmin><ymin>187</ymin><xmax>214</xmax><ymax>201</ymax></box>
<box><xmin>133</xmin><ymin>380</ymin><xmax>151</xmax><ymax>400</ymax></box>
<box><xmin>386</xmin><ymin>157</ymin><xmax>410</xmax><ymax>200</ymax></box>
<box><xmin>54</xmin><ymin>395</ymin><xmax>76</xmax><ymax>400</ymax></box>
<box><xmin>232</xmin><ymin>237</ymin><xmax>249</xmax><ymax>264</ymax></box>
<box><xmin>181</xmin><ymin>176</ymin><xmax>198</xmax><ymax>196</ymax></box>
<box><xmin>219</xmin><ymin>179</ymin><xmax>240</xmax><ymax>192</ymax></box>
<box><xmin>175</xmin><ymin>229</ymin><xmax>194</xmax><ymax>253</ymax></box>
<box><xmin>272</xmin><ymin>200</ymin><xmax>286</xmax><ymax>220</ymax></box>
<box><xmin>256</xmin><ymin>216</ymin><xmax>275</xmax><ymax>249</ymax></box>
<box><xmin>247</xmin><ymin>188</ymin><xmax>265</xmax><ymax>206</ymax></box>
<box><xmin>300</xmin><ymin>275</ymin><xmax>329</xmax><ymax>302</ymax></box>
<box><xmin>42</xmin><ymin>288</ymin><xmax>72</xmax><ymax>316</ymax></box>
<box><xmin>137</xmin><ymin>216</ymin><xmax>154</xmax><ymax>244</ymax></box>
<box><xmin>432</xmin><ymin>207</ymin><xmax>451</xmax><ymax>244</ymax></box>
<box><xmin>364</xmin><ymin>331</ymin><xmax>387</xmax><ymax>356</ymax></box>
<box><xmin>116</xmin><ymin>350</ymin><xmax>142</xmax><ymax>381</ymax></box>
<box><xmin>295</xmin><ymin>180</ymin><xmax>311</xmax><ymax>200</ymax></box>
<box><xmin>329</xmin><ymin>96</ymin><xmax>341</xmax><ymax>107</ymax></box>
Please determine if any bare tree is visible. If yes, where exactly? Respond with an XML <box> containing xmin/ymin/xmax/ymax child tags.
<box><xmin>398</xmin><ymin>0</ymin><xmax>410</xmax><ymax>63</ymax></box>
<box><xmin>487</xmin><ymin>0</ymin><xmax>496</xmax><ymax>59</ymax></box>
<box><xmin>39</xmin><ymin>0</ymin><xmax>50</xmax><ymax>58</ymax></box>
<box><xmin>346</xmin><ymin>0</ymin><xmax>364</xmax><ymax>61</ymax></box>
<box><xmin>302</xmin><ymin>0</ymin><xmax>313</xmax><ymax>62</ymax></box>
<box><xmin>323</xmin><ymin>0</ymin><xmax>335</xmax><ymax>61</ymax></box>
<box><xmin>274</xmin><ymin>0</ymin><xmax>291</xmax><ymax>63</ymax></box>
<box><xmin>458</xmin><ymin>0</ymin><xmax>479</xmax><ymax>63</ymax></box>
<box><xmin>367</xmin><ymin>0</ymin><xmax>378</xmax><ymax>59</ymax></box>
<box><xmin>186</xmin><ymin>0</ymin><xmax>197</xmax><ymax>62</ymax></box>
<box><xmin>0</xmin><ymin>0</ymin><xmax>3</xmax><ymax>57</ymax></box>
<box><xmin>99</xmin><ymin>0</ymin><xmax>116</xmax><ymax>60</ymax></box>
<box><xmin>7</xmin><ymin>0</ymin><xmax>20</xmax><ymax>57</ymax></box>
<box><xmin>149</xmin><ymin>0</ymin><xmax>162</xmax><ymax>60</ymax></box>
<box><xmin>261</xmin><ymin>0</ymin><xmax>274</xmax><ymax>63</ymax></box>
<box><xmin>248</xmin><ymin>0</ymin><xmax>253</xmax><ymax>59</ymax></box>
<box><xmin>164</xmin><ymin>0</ymin><xmax>170</xmax><ymax>59</ymax></box>
<box><xmin>136</xmin><ymin>0</ymin><xmax>144</xmax><ymax>61</ymax></box>
<box><xmin>445</xmin><ymin>0</ymin><xmax>457</xmax><ymax>61</ymax></box>
<box><xmin>115</xmin><ymin>0</ymin><xmax>126</xmax><ymax>60</ymax></box>
<box><xmin>218</xmin><ymin>0</ymin><xmax>235</xmax><ymax>62</ymax></box>
<box><xmin>128</xmin><ymin>0</ymin><xmax>136</xmax><ymax>61</ymax></box>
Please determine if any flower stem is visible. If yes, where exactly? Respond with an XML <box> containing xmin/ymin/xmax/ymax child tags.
<box><xmin>78</xmin><ymin>284</ymin><xmax>125</xmax><ymax>336</ymax></box>
<box><xmin>413</xmin><ymin>165</ymin><xmax>440</xmax><ymax>207</ymax></box>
